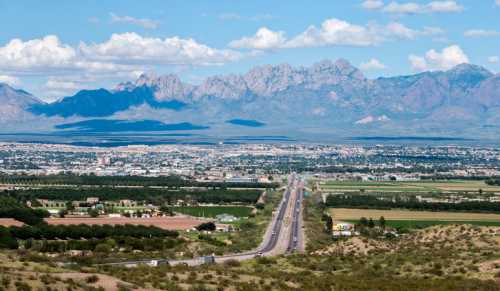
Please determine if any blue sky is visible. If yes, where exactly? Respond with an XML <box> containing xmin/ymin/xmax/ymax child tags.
<box><xmin>0</xmin><ymin>0</ymin><xmax>499</xmax><ymax>101</ymax></box>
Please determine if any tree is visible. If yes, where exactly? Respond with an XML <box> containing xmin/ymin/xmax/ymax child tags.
<box><xmin>368</xmin><ymin>218</ymin><xmax>375</xmax><ymax>228</ymax></box>
<box><xmin>196</xmin><ymin>222</ymin><xmax>216</xmax><ymax>231</ymax></box>
<box><xmin>359</xmin><ymin>217</ymin><xmax>368</xmax><ymax>227</ymax></box>
<box><xmin>88</xmin><ymin>208</ymin><xmax>99</xmax><ymax>218</ymax></box>
<box><xmin>159</xmin><ymin>206</ymin><xmax>174</xmax><ymax>216</ymax></box>
<box><xmin>379</xmin><ymin>216</ymin><xmax>386</xmax><ymax>229</ymax></box>
<box><xmin>58</xmin><ymin>209</ymin><xmax>67</xmax><ymax>218</ymax></box>
<box><xmin>65</xmin><ymin>201</ymin><xmax>75</xmax><ymax>212</ymax></box>
<box><xmin>325</xmin><ymin>215</ymin><xmax>333</xmax><ymax>233</ymax></box>
<box><xmin>0</xmin><ymin>227</ymin><xmax>18</xmax><ymax>249</ymax></box>
<box><xmin>94</xmin><ymin>243</ymin><xmax>111</xmax><ymax>254</ymax></box>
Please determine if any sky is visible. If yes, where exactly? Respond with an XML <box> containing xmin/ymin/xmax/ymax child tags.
<box><xmin>0</xmin><ymin>0</ymin><xmax>499</xmax><ymax>102</ymax></box>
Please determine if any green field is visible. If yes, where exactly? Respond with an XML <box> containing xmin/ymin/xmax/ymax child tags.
<box><xmin>319</xmin><ymin>179</ymin><xmax>500</xmax><ymax>193</ymax></box>
<box><xmin>173</xmin><ymin>206</ymin><xmax>253</xmax><ymax>218</ymax></box>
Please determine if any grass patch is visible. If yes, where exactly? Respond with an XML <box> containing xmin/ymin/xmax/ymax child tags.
<box><xmin>173</xmin><ymin>206</ymin><xmax>253</xmax><ymax>218</ymax></box>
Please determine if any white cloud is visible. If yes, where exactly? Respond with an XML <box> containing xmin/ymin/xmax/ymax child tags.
<box><xmin>375</xmin><ymin>1</ymin><xmax>463</xmax><ymax>14</ymax></box>
<box><xmin>0</xmin><ymin>75</ymin><xmax>21</xmax><ymax>86</ymax></box>
<box><xmin>286</xmin><ymin>18</ymin><xmax>382</xmax><ymax>47</ymax></box>
<box><xmin>81</xmin><ymin>32</ymin><xmax>241</xmax><ymax>66</ymax></box>
<box><xmin>409</xmin><ymin>45</ymin><xmax>469</xmax><ymax>71</ymax></box>
<box><xmin>230</xmin><ymin>18</ymin><xmax>443</xmax><ymax>49</ymax></box>
<box><xmin>0</xmin><ymin>33</ymin><xmax>241</xmax><ymax>76</ymax></box>
<box><xmin>110</xmin><ymin>13</ymin><xmax>159</xmax><ymax>29</ymax></box>
<box><xmin>0</xmin><ymin>33</ymin><xmax>242</xmax><ymax>95</ymax></box>
<box><xmin>488</xmin><ymin>56</ymin><xmax>499</xmax><ymax>64</ymax></box>
<box><xmin>464</xmin><ymin>29</ymin><xmax>500</xmax><ymax>37</ymax></box>
<box><xmin>496</xmin><ymin>0</ymin><xmax>500</xmax><ymax>6</ymax></box>
<box><xmin>229</xmin><ymin>27</ymin><xmax>286</xmax><ymax>49</ymax></box>
<box><xmin>362</xmin><ymin>0</ymin><xmax>384</xmax><ymax>9</ymax></box>
<box><xmin>383</xmin><ymin>2</ymin><xmax>421</xmax><ymax>13</ymax></box>
<box><xmin>426</xmin><ymin>1</ymin><xmax>463</xmax><ymax>12</ymax></box>
<box><xmin>360</xmin><ymin>58</ymin><xmax>387</xmax><ymax>70</ymax></box>
<box><xmin>0</xmin><ymin>35</ymin><xmax>77</xmax><ymax>73</ymax></box>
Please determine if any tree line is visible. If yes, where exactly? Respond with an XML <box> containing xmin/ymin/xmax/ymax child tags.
<box><xmin>8</xmin><ymin>223</ymin><xmax>178</xmax><ymax>240</ymax></box>
<box><xmin>485</xmin><ymin>178</ymin><xmax>500</xmax><ymax>186</ymax></box>
<box><xmin>0</xmin><ymin>225</ymin><xmax>181</xmax><ymax>251</ymax></box>
<box><xmin>8</xmin><ymin>187</ymin><xmax>262</xmax><ymax>205</ymax></box>
<box><xmin>325</xmin><ymin>195</ymin><xmax>500</xmax><ymax>212</ymax></box>
<box><xmin>0</xmin><ymin>174</ymin><xmax>279</xmax><ymax>189</ymax></box>
<box><xmin>0</xmin><ymin>196</ymin><xmax>49</xmax><ymax>225</ymax></box>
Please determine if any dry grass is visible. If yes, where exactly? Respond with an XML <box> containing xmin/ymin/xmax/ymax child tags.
<box><xmin>0</xmin><ymin>218</ymin><xmax>24</xmax><ymax>227</ymax></box>
<box><xmin>330</xmin><ymin>208</ymin><xmax>500</xmax><ymax>222</ymax></box>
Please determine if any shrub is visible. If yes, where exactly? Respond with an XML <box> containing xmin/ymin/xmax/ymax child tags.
<box><xmin>85</xmin><ymin>275</ymin><xmax>99</xmax><ymax>283</ymax></box>
<box><xmin>223</xmin><ymin>259</ymin><xmax>241</xmax><ymax>268</ymax></box>
<box><xmin>196</xmin><ymin>222</ymin><xmax>216</xmax><ymax>232</ymax></box>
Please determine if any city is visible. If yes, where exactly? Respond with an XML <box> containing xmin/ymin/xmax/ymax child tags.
<box><xmin>1</xmin><ymin>0</ymin><xmax>500</xmax><ymax>290</ymax></box>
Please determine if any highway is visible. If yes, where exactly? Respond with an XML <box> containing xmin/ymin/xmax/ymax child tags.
<box><xmin>286</xmin><ymin>179</ymin><xmax>304</xmax><ymax>253</ymax></box>
<box><xmin>100</xmin><ymin>174</ymin><xmax>305</xmax><ymax>267</ymax></box>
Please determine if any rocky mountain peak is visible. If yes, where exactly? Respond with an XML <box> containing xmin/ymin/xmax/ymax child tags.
<box><xmin>193</xmin><ymin>74</ymin><xmax>248</xmax><ymax>100</ymax></box>
<box><xmin>445</xmin><ymin>63</ymin><xmax>493</xmax><ymax>89</ymax></box>
<box><xmin>116</xmin><ymin>73</ymin><xmax>193</xmax><ymax>101</ymax></box>
<box><xmin>447</xmin><ymin>63</ymin><xmax>493</xmax><ymax>79</ymax></box>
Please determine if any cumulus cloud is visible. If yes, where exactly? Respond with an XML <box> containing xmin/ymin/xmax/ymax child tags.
<box><xmin>464</xmin><ymin>29</ymin><xmax>500</xmax><ymax>37</ymax></box>
<box><xmin>110</xmin><ymin>13</ymin><xmax>159</xmax><ymax>29</ymax></box>
<box><xmin>0</xmin><ymin>75</ymin><xmax>21</xmax><ymax>86</ymax></box>
<box><xmin>409</xmin><ymin>45</ymin><xmax>469</xmax><ymax>71</ymax></box>
<box><xmin>361</xmin><ymin>0</ymin><xmax>384</xmax><ymax>9</ymax></box>
<box><xmin>364</xmin><ymin>1</ymin><xmax>463</xmax><ymax>14</ymax></box>
<box><xmin>0</xmin><ymin>33</ymin><xmax>241</xmax><ymax>77</ymax></box>
<box><xmin>81</xmin><ymin>32</ymin><xmax>241</xmax><ymax>66</ymax></box>
<box><xmin>0</xmin><ymin>35</ymin><xmax>77</xmax><ymax>74</ymax></box>
<box><xmin>230</xmin><ymin>18</ymin><xmax>443</xmax><ymax>49</ymax></box>
<box><xmin>229</xmin><ymin>27</ymin><xmax>286</xmax><ymax>49</ymax></box>
<box><xmin>285</xmin><ymin>18</ymin><xmax>382</xmax><ymax>47</ymax></box>
<box><xmin>360</xmin><ymin>58</ymin><xmax>387</xmax><ymax>70</ymax></box>
<box><xmin>0</xmin><ymin>33</ymin><xmax>242</xmax><ymax>98</ymax></box>
<box><xmin>488</xmin><ymin>56</ymin><xmax>499</xmax><ymax>64</ymax></box>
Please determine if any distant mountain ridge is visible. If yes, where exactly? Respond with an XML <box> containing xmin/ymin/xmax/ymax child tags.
<box><xmin>1</xmin><ymin>59</ymin><xmax>500</xmax><ymax>138</ymax></box>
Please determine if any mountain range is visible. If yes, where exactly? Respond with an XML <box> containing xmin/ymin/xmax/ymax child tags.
<box><xmin>1</xmin><ymin>59</ymin><xmax>500</xmax><ymax>140</ymax></box>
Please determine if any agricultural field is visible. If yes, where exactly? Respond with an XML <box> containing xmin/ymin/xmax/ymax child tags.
<box><xmin>318</xmin><ymin>179</ymin><xmax>500</xmax><ymax>193</ymax></box>
<box><xmin>173</xmin><ymin>206</ymin><xmax>253</xmax><ymax>218</ymax></box>
<box><xmin>330</xmin><ymin>208</ymin><xmax>500</xmax><ymax>227</ymax></box>
<box><xmin>45</xmin><ymin>216</ymin><xmax>207</xmax><ymax>230</ymax></box>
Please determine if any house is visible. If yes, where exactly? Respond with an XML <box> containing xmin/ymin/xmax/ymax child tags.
<box><xmin>119</xmin><ymin>199</ymin><xmax>137</xmax><ymax>207</ymax></box>
<box><xmin>332</xmin><ymin>223</ymin><xmax>354</xmax><ymax>231</ymax></box>
<box><xmin>86</xmin><ymin>197</ymin><xmax>100</xmax><ymax>204</ymax></box>
<box><xmin>216</xmin><ymin>224</ymin><xmax>237</xmax><ymax>232</ymax></box>
<box><xmin>216</xmin><ymin>213</ymin><xmax>239</xmax><ymax>223</ymax></box>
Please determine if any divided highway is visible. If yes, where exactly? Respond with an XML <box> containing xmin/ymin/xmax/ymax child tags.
<box><xmin>101</xmin><ymin>174</ymin><xmax>305</xmax><ymax>267</ymax></box>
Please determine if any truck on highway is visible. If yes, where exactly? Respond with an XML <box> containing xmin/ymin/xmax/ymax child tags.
<box><xmin>199</xmin><ymin>255</ymin><xmax>215</xmax><ymax>265</ymax></box>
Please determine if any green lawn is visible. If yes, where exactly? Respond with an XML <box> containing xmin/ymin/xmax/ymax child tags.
<box><xmin>173</xmin><ymin>206</ymin><xmax>253</xmax><ymax>218</ymax></box>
